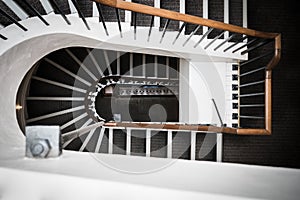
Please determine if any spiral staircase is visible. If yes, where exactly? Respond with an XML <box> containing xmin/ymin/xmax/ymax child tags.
<box><xmin>3</xmin><ymin>3</ymin><xmax>300</xmax><ymax>200</ymax></box>
<box><xmin>0</xmin><ymin>0</ymin><xmax>281</xmax><ymax>161</ymax></box>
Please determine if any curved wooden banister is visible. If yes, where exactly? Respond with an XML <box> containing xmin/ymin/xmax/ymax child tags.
<box><xmin>104</xmin><ymin>122</ymin><xmax>238</xmax><ymax>134</ymax></box>
<box><xmin>93</xmin><ymin>0</ymin><xmax>281</xmax><ymax>135</ymax></box>
<box><xmin>266</xmin><ymin>34</ymin><xmax>282</xmax><ymax>70</ymax></box>
<box><xmin>93</xmin><ymin>0</ymin><xmax>278</xmax><ymax>39</ymax></box>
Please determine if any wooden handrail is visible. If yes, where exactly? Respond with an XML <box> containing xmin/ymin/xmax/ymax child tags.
<box><xmin>104</xmin><ymin>122</ymin><xmax>272</xmax><ymax>135</ymax></box>
<box><xmin>266</xmin><ymin>34</ymin><xmax>281</xmax><ymax>70</ymax></box>
<box><xmin>93</xmin><ymin>0</ymin><xmax>281</xmax><ymax>135</ymax></box>
<box><xmin>104</xmin><ymin>122</ymin><xmax>237</xmax><ymax>134</ymax></box>
<box><xmin>93</xmin><ymin>0</ymin><xmax>278</xmax><ymax>39</ymax></box>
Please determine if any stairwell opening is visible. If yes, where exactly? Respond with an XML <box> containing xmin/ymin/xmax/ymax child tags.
<box><xmin>16</xmin><ymin>46</ymin><xmax>180</xmax><ymax>153</ymax></box>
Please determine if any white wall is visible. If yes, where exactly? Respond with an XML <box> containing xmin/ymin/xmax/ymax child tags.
<box><xmin>180</xmin><ymin>60</ymin><xmax>230</xmax><ymax>125</ymax></box>
<box><xmin>1</xmin><ymin>148</ymin><xmax>300</xmax><ymax>200</ymax></box>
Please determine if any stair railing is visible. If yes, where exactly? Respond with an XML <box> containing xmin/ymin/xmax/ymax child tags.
<box><xmin>93</xmin><ymin>0</ymin><xmax>281</xmax><ymax>135</ymax></box>
<box><xmin>0</xmin><ymin>0</ymin><xmax>281</xmax><ymax>135</ymax></box>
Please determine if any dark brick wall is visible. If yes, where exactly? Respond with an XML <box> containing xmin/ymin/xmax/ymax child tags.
<box><xmin>53</xmin><ymin>0</ymin><xmax>71</xmax><ymax>14</ymax></box>
<box><xmin>229</xmin><ymin>0</ymin><xmax>242</xmax><ymax>27</ymax></box>
<box><xmin>229</xmin><ymin>0</ymin><xmax>243</xmax><ymax>41</ymax></box>
<box><xmin>208</xmin><ymin>0</ymin><xmax>224</xmax><ymax>22</ymax></box>
<box><xmin>223</xmin><ymin>1</ymin><xmax>300</xmax><ymax>168</ymax></box>
<box><xmin>132</xmin><ymin>0</ymin><xmax>154</xmax><ymax>26</ymax></box>
<box><xmin>77</xmin><ymin>0</ymin><xmax>93</xmax><ymax>17</ymax></box>
<box><xmin>131</xmin><ymin>130</ymin><xmax>146</xmax><ymax>156</ymax></box>
<box><xmin>133</xmin><ymin>0</ymin><xmax>154</xmax><ymax>6</ymax></box>
<box><xmin>113</xmin><ymin>129</ymin><xmax>126</xmax><ymax>155</ymax></box>
<box><xmin>172</xmin><ymin>132</ymin><xmax>191</xmax><ymax>159</ymax></box>
<box><xmin>151</xmin><ymin>131</ymin><xmax>167</xmax><ymax>158</ymax></box>
<box><xmin>185</xmin><ymin>0</ymin><xmax>203</xmax><ymax>35</ymax></box>
<box><xmin>160</xmin><ymin>0</ymin><xmax>179</xmax><ymax>31</ymax></box>
<box><xmin>101</xmin><ymin>4</ymin><xmax>125</xmax><ymax>22</ymax></box>
<box><xmin>196</xmin><ymin>134</ymin><xmax>216</xmax><ymax>161</ymax></box>
<box><xmin>14</xmin><ymin>0</ymin><xmax>46</xmax><ymax>16</ymax></box>
<box><xmin>208</xmin><ymin>0</ymin><xmax>224</xmax><ymax>38</ymax></box>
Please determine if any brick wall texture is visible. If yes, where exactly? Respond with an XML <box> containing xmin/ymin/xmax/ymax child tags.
<box><xmin>223</xmin><ymin>1</ymin><xmax>300</xmax><ymax>168</ymax></box>
<box><xmin>14</xmin><ymin>0</ymin><xmax>47</xmax><ymax>16</ymax></box>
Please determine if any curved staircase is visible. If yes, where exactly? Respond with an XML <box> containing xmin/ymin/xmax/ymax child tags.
<box><xmin>0</xmin><ymin>0</ymin><xmax>281</xmax><ymax>161</ymax></box>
